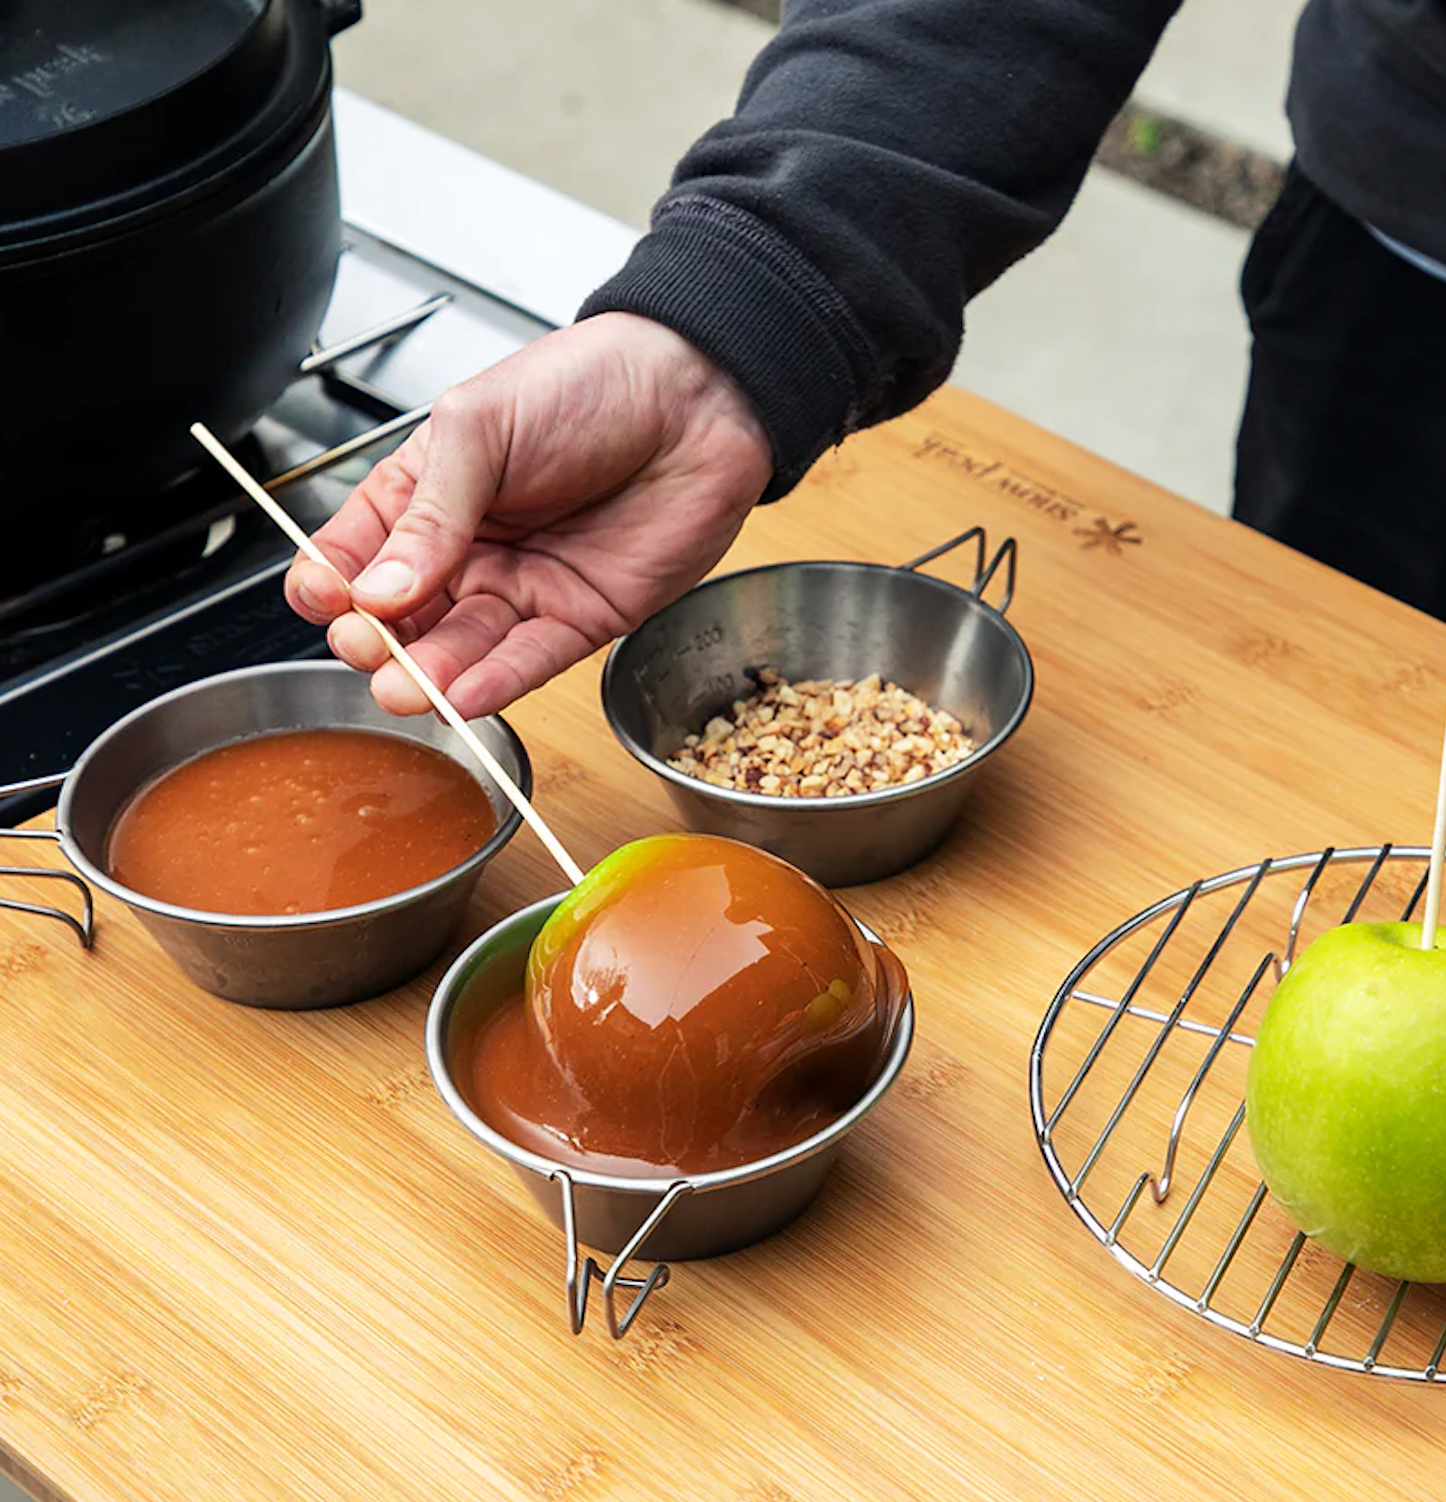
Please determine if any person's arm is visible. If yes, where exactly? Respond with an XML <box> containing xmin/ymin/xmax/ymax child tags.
<box><xmin>581</xmin><ymin>0</ymin><xmax>1183</xmax><ymax>496</ymax></box>
<box><xmin>288</xmin><ymin>0</ymin><xmax>1181</xmax><ymax>718</ymax></box>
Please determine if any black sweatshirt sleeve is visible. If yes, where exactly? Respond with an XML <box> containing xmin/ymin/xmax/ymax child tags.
<box><xmin>578</xmin><ymin>0</ymin><xmax>1183</xmax><ymax>497</ymax></box>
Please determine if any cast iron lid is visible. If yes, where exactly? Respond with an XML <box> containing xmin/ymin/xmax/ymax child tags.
<box><xmin>0</xmin><ymin>0</ymin><xmax>350</xmax><ymax>252</ymax></box>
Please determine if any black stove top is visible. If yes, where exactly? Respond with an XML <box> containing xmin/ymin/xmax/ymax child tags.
<box><xmin>1</xmin><ymin>433</ymin><xmax>271</xmax><ymax>646</ymax></box>
<box><xmin>0</xmin><ymin>433</ymin><xmax>333</xmax><ymax>823</ymax></box>
<box><xmin>0</xmin><ymin>228</ymin><xmax>551</xmax><ymax>825</ymax></box>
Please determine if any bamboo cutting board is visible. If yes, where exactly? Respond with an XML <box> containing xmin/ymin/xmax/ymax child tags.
<box><xmin>3</xmin><ymin>386</ymin><xmax>1446</xmax><ymax>1502</ymax></box>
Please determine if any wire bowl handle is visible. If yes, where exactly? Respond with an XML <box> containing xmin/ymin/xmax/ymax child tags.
<box><xmin>550</xmin><ymin>1173</ymin><xmax>694</xmax><ymax>1339</ymax></box>
<box><xmin>0</xmin><ymin>770</ymin><xmax>93</xmax><ymax>948</ymax></box>
<box><xmin>900</xmin><ymin>525</ymin><xmax>1018</xmax><ymax>614</ymax></box>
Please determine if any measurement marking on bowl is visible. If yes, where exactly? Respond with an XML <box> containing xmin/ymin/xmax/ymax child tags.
<box><xmin>672</xmin><ymin>623</ymin><xmax>726</xmax><ymax>660</ymax></box>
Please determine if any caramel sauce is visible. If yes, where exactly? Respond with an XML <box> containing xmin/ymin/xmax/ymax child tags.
<box><xmin>106</xmin><ymin>728</ymin><xmax>497</xmax><ymax>916</ymax></box>
<box><xmin>467</xmin><ymin>834</ymin><xmax>907</xmax><ymax>1177</ymax></box>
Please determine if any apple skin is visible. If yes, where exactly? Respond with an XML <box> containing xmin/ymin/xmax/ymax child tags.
<box><xmin>1246</xmin><ymin>921</ymin><xmax>1446</xmax><ymax>1282</ymax></box>
<box><xmin>526</xmin><ymin>832</ymin><xmax>702</xmax><ymax>988</ymax></box>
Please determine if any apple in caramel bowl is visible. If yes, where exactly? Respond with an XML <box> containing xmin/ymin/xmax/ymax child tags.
<box><xmin>425</xmin><ymin>835</ymin><xmax>914</xmax><ymax>1331</ymax></box>
<box><xmin>31</xmin><ymin>661</ymin><xmax>528</xmax><ymax>1008</ymax></box>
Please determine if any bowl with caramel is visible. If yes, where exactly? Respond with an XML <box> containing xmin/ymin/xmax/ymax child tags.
<box><xmin>426</xmin><ymin>833</ymin><xmax>914</xmax><ymax>1327</ymax></box>
<box><xmin>32</xmin><ymin>660</ymin><xmax>529</xmax><ymax>1007</ymax></box>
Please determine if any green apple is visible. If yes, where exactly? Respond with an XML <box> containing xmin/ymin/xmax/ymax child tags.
<box><xmin>1247</xmin><ymin>920</ymin><xmax>1446</xmax><ymax>1282</ymax></box>
<box><xmin>526</xmin><ymin>832</ymin><xmax>700</xmax><ymax>989</ymax></box>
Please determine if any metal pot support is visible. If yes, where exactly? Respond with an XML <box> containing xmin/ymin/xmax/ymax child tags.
<box><xmin>1031</xmin><ymin>843</ymin><xmax>1446</xmax><ymax>1381</ymax></box>
<box><xmin>0</xmin><ymin>772</ymin><xmax>93</xmax><ymax>947</ymax></box>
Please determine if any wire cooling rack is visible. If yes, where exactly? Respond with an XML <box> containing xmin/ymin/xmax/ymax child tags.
<box><xmin>1030</xmin><ymin>844</ymin><xmax>1446</xmax><ymax>1382</ymax></box>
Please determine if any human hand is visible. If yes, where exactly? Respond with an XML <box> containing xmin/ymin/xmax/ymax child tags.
<box><xmin>284</xmin><ymin>312</ymin><xmax>773</xmax><ymax>717</ymax></box>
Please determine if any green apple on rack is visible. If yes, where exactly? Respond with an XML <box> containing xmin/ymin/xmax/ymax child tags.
<box><xmin>1246</xmin><ymin>920</ymin><xmax>1446</xmax><ymax>1282</ymax></box>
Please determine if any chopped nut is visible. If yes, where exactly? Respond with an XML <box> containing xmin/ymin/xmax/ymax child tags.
<box><xmin>665</xmin><ymin>669</ymin><xmax>974</xmax><ymax>798</ymax></box>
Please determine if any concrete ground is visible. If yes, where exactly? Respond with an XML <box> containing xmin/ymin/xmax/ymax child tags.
<box><xmin>960</xmin><ymin>176</ymin><xmax>1250</xmax><ymax>516</ymax></box>
<box><xmin>335</xmin><ymin>0</ymin><xmax>771</xmax><ymax>232</ymax></box>
<box><xmin>1137</xmin><ymin>0</ymin><xmax>1301</xmax><ymax>162</ymax></box>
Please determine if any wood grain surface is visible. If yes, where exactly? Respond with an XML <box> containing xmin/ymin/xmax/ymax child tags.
<box><xmin>3</xmin><ymin>387</ymin><xmax>1445</xmax><ymax>1502</ymax></box>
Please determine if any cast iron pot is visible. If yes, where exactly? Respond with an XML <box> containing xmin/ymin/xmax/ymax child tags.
<box><xmin>0</xmin><ymin>0</ymin><xmax>360</xmax><ymax>522</ymax></box>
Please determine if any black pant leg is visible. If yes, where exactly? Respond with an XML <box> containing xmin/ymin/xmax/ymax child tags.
<box><xmin>1234</xmin><ymin>164</ymin><xmax>1446</xmax><ymax>618</ymax></box>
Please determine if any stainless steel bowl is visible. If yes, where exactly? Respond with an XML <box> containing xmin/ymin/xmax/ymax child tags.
<box><xmin>1</xmin><ymin>661</ymin><xmax>530</xmax><ymax>1009</ymax></box>
<box><xmin>602</xmin><ymin>526</ymin><xmax>1033</xmax><ymax>886</ymax></box>
<box><xmin>427</xmin><ymin>894</ymin><xmax>914</xmax><ymax>1337</ymax></box>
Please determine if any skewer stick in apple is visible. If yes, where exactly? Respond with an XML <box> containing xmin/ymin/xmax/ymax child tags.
<box><xmin>1420</xmin><ymin>714</ymin><xmax>1446</xmax><ymax>949</ymax></box>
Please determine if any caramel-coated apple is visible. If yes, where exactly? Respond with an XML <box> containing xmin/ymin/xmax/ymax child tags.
<box><xmin>470</xmin><ymin>833</ymin><xmax>908</xmax><ymax>1177</ymax></box>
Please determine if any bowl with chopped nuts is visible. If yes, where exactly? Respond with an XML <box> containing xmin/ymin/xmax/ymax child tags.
<box><xmin>602</xmin><ymin>526</ymin><xmax>1033</xmax><ymax>885</ymax></box>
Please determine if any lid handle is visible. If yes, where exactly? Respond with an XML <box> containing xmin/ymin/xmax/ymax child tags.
<box><xmin>313</xmin><ymin>0</ymin><xmax>363</xmax><ymax>37</ymax></box>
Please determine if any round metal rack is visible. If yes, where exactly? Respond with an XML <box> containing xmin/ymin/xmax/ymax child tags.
<box><xmin>1030</xmin><ymin>844</ymin><xmax>1446</xmax><ymax>1382</ymax></box>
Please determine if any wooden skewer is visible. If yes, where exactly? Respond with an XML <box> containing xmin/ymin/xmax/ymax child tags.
<box><xmin>189</xmin><ymin>422</ymin><xmax>586</xmax><ymax>889</ymax></box>
<box><xmin>1422</xmin><ymin>712</ymin><xmax>1446</xmax><ymax>949</ymax></box>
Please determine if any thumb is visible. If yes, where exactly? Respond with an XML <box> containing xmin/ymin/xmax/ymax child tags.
<box><xmin>350</xmin><ymin>388</ymin><xmax>507</xmax><ymax>616</ymax></box>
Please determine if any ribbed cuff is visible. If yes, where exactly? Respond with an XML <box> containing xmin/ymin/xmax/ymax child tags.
<box><xmin>577</xmin><ymin>194</ymin><xmax>878</xmax><ymax>500</ymax></box>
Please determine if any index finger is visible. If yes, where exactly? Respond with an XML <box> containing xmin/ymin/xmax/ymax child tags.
<box><xmin>283</xmin><ymin>425</ymin><xmax>431</xmax><ymax>623</ymax></box>
<box><xmin>311</xmin><ymin>424</ymin><xmax>432</xmax><ymax>574</ymax></box>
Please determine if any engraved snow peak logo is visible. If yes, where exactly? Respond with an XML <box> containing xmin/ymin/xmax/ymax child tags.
<box><xmin>1074</xmin><ymin>517</ymin><xmax>1143</xmax><ymax>556</ymax></box>
<box><xmin>914</xmin><ymin>432</ymin><xmax>1144</xmax><ymax>554</ymax></box>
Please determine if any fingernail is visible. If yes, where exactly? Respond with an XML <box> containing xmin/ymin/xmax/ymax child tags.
<box><xmin>355</xmin><ymin>560</ymin><xmax>414</xmax><ymax>601</ymax></box>
<box><xmin>296</xmin><ymin>578</ymin><xmax>324</xmax><ymax>614</ymax></box>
